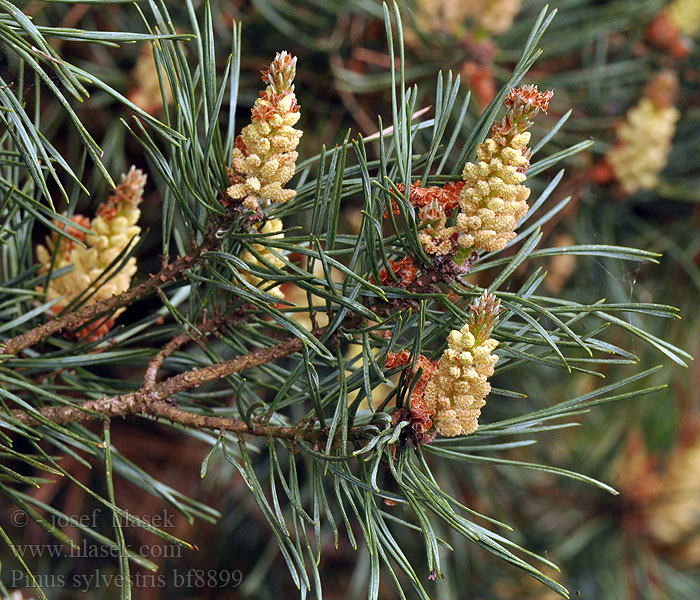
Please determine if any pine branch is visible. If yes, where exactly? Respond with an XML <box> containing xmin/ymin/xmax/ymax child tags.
<box><xmin>9</xmin><ymin>322</ymin><xmax>354</xmax><ymax>438</ymax></box>
<box><xmin>142</xmin><ymin>309</ymin><xmax>249</xmax><ymax>389</ymax></box>
<box><xmin>1</xmin><ymin>1</ymin><xmax>695</xmax><ymax>597</ymax></box>
<box><xmin>9</xmin><ymin>315</ymin><xmax>371</xmax><ymax>448</ymax></box>
<box><xmin>15</xmin><ymin>397</ymin><xmax>333</xmax><ymax>443</ymax></box>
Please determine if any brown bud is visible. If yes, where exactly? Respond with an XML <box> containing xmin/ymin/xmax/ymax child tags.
<box><xmin>468</xmin><ymin>290</ymin><xmax>501</xmax><ymax>345</ymax></box>
<box><xmin>261</xmin><ymin>51</ymin><xmax>297</xmax><ymax>94</ymax></box>
<box><xmin>645</xmin><ymin>71</ymin><xmax>679</xmax><ymax>110</ymax></box>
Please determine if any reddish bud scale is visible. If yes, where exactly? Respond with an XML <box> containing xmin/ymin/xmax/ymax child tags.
<box><xmin>504</xmin><ymin>85</ymin><xmax>553</xmax><ymax>112</ymax></box>
<box><xmin>492</xmin><ymin>84</ymin><xmax>553</xmax><ymax>141</ymax></box>
<box><xmin>385</xmin><ymin>350</ymin><xmax>438</xmax><ymax>442</ymax></box>
<box><xmin>251</xmin><ymin>91</ymin><xmax>299</xmax><ymax>124</ymax></box>
<box><xmin>646</xmin><ymin>13</ymin><xmax>691</xmax><ymax>59</ymax></box>
<box><xmin>371</xmin><ymin>256</ymin><xmax>418</xmax><ymax>288</ymax></box>
<box><xmin>70</xmin><ymin>316</ymin><xmax>117</xmax><ymax>342</ymax></box>
<box><xmin>387</xmin><ymin>181</ymin><xmax>464</xmax><ymax>218</ymax></box>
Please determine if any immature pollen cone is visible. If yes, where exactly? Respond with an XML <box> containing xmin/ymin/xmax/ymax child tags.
<box><xmin>424</xmin><ymin>291</ymin><xmax>501</xmax><ymax>437</ymax></box>
<box><xmin>456</xmin><ymin>85</ymin><xmax>552</xmax><ymax>255</ymax></box>
<box><xmin>227</xmin><ymin>51</ymin><xmax>302</xmax><ymax>211</ymax></box>
<box><xmin>606</xmin><ymin>71</ymin><xmax>679</xmax><ymax>194</ymax></box>
<box><xmin>36</xmin><ymin>167</ymin><xmax>146</xmax><ymax>341</ymax></box>
<box><xmin>386</xmin><ymin>291</ymin><xmax>501</xmax><ymax>440</ymax></box>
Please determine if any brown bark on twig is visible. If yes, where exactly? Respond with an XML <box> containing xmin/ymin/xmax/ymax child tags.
<box><xmin>143</xmin><ymin>310</ymin><xmax>248</xmax><ymax>389</ymax></box>
<box><xmin>1</xmin><ymin>252</ymin><xmax>199</xmax><ymax>357</ymax></box>
<box><xmin>11</xmin><ymin>326</ymin><xmax>336</xmax><ymax>443</ymax></box>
